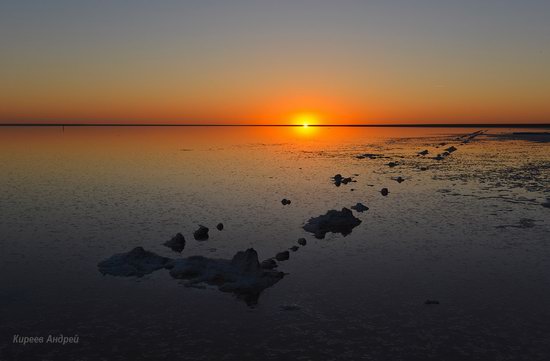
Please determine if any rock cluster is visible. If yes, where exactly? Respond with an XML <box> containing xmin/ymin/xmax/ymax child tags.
<box><xmin>99</xmin><ymin>248</ymin><xmax>284</xmax><ymax>306</ymax></box>
<box><xmin>332</xmin><ymin>174</ymin><xmax>354</xmax><ymax>187</ymax></box>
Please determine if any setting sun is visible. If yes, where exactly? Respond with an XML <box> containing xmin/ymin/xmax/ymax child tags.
<box><xmin>291</xmin><ymin>112</ymin><xmax>321</xmax><ymax>127</ymax></box>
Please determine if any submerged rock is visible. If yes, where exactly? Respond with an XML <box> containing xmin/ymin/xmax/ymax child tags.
<box><xmin>216</xmin><ymin>223</ymin><xmax>224</xmax><ymax>231</ymax></box>
<box><xmin>418</xmin><ymin>150</ymin><xmax>429</xmax><ymax>156</ymax></box>
<box><xmin>380</xmin><ymin>188</ymin><xmax>389</xmax><ymax>196</ymax></box>
<box><xmin>496</xmin><ymin>218</ymin><xmax>537</xmax><ymax>229</ymax></box>
<box><xmin>98</xmin><ymin>247</ymin><xmax>171</xmax><ymax>277</ymax></box>
<box><xmin>280</xmin><ymin>304</ymin><xmax>301</xmax><ymax>311</ymax></box>
<box><xmin>289</xmin><ymin>246</ymin><xmax>299</xmax><ymax>252</ymax></box>
<box><xmin>260</xmin><ymin>259</ymin><xmax>278</xmax><ymax>270</ymax></box>
<box><xmin>463</xmin><ymin>130</ymin><xmax>485</xmax><ymax>143</ymax></box>
<box><xmin>517</xmin><ymin>218</ymin><xmax>536</xmax><ymax>228</ymax></box>
<box><xmin>281</xmin><ymin>198</ymin><xmax>292</xmax><ymax>205</ymax></box>
<box><xmin>168</xmin><ymin>248</ymin><xmax>284</xmax><ymax>306</ymax></box>
<box><xmin>424</xmin><ymin>299</ymin><xmax>440</xmax><ymax>305</ymax></box>
<box><xmin>491</xmin><ymin>132</ymin><xmax>550</xmax><ymax>143</ymax></box>
<box><xmin>445</xmin><ymin>146</ymin><xmax>457</xmax><ymax>153</ymax></box>
<box><xmin>542</xmin><ymin>199</ymin><xmax>550</xmax><ymax>208</ymax></box>
<box><xmin>297</xmin><ymin>238</ymin><xmax>307</xmax><ymax>246</ymax></box>
<box><xmin>351</xmin><ymin>202</ymin><xmax>369</xmax><ymax>212</ymax></box>
<box><xmin>303</xmin><ymin>208</ymin><xmax>362</xmax><ymax>239</ymax></box>
<box><xmin>356</xmin><ymin>153</ymin><xmax>384</xmax><ymax>159</ymax></box>
<box><xmin>393</xmin><ymin>176</ymin><xmax>405</xmax><ymax>183</ymax></box>
<box><xmin>163</xmin><ymin>233</ymin><xmax>186</xmax><ymax>253</ymax></box>
<box><xmin>387</xmin><ymin>161</ymin><xmax>399</xmax><ymax>168</ymax></box>
<box><xmin>194</xmin><ymin>225</ymin><xmax>209</xmax><ymax>240</ymax></box>
<box><xmin>276</xmin><ymin>251</ymin><xmax>290</xmax><ymax>261</ymax></box>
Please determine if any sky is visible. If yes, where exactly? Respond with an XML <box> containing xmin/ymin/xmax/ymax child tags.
<box><xmin>1</xmin><ymin>0</ymin><xmax>549</xmax><ymax>124</ymax></box>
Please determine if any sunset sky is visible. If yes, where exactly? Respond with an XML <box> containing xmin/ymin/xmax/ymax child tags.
<box><xmin>1</xmin><ymin>0</ymin><xmax>549</xmax><ymax>124</ymax></box>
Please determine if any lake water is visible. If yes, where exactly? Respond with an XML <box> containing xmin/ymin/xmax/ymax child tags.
<box><xmin>0</xmin><ymin>126</ymin><xmax>549</xmax><ymax>360</ymax></box>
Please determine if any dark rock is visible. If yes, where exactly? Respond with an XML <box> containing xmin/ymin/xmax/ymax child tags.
<box><xmin>297</xmin><ymin>238</ymin><xmax>307</xmax><ymax>246</ymax></box>
<box><xmin>193</xmin><ymin>225</ymin><xmax>209</xmax><ymax>240</ymax></box>
<box><xmin>230</xmin><ymin>248</ymin><xmax>261</xmax><ymax>273</ymax></box>
<box><xmin>303</xmin><ymin>207</ymin><xmax>362</xmax><ymax>239</ymax></box>
<box><xmin>424</xmin><ymin>299</ymin><xmax>440</xmax><ymax>305</ymax></box>
<box><xmin>332</xmin><ymin>174</ymin><xmax>343</xmax><ymax>186</ymax></box>
<box><xmin>216</xmin><ymin>223</ymin><xmax>224</xmax><ymax>231</ymax></box>
<box><xmin>289</xmin><ymin>246</ymin><xmax>299</xmax><ymax>252</ymax></box>
<box><xmin>275</xmin><ymin>251</ymin><xmax>290</xmax><ymax>261</ymax></box>
<box><xmin>169</xmin><ymin>248</ymin><xmax>284</xmax><ymax>306</ymax></box>
<box><xmin>380</xmin><ymin>188</ymin><xmax>389</xmax><ymax>196</ymax></box>
<box><xmin>98</xmin><ymin>247</ymin><xmax>171</xmax><ymax>277</ymax></box>
<box><xmin>281</xmin><ymin>198</ymin><xmax>292</xmax><ymax>205</ymax></box>
<box><xmin>163</xmin><ymin>233</ymin><xmax>186</xmax><ymax>253</ymax></box>
<box><xmin>260</xmin><ymin>259</ymin><xmax>278</xmax><ymax>270</ymax></box>
<box><xmin>418</xmin><ymin>150</ymin><xmax>429</xmax><ymax>156</ymax></box>
<box><xmin>542</xmin><ymin>199</ymin><xmax>550</xmax><ymax>208</ymax></box>
<box><xmin>351</xmin><ymin>202</ymin><xmax>369</xmax><ymax>212</ymax></box>
<box><xmin>393</xmin><ymin>176</ymin><xmax>405</xmax><ymax>183</ymax></box>
<box><xmin>445</xmin><ymin>146</ymin><xmax>457</xmax><ymax>153</ymax></box>
<box><xmin>387</xmin><ymin>161</ymin><xmax>399</xmax><ymax>167</ymax></box>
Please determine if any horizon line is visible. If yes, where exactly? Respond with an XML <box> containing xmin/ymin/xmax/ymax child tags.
<box><xmin>0</xmin><ymin>123</ymin><xmax>549</xmax><ymax>128</ymax></box>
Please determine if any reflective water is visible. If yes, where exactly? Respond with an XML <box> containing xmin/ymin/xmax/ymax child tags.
<box><xmin>0</xmin><ymin>126</ymin><xmax>549</xmax><ymax>360</ymax></box>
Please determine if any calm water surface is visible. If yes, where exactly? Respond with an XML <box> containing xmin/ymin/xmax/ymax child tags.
<box><xmin>0</xmin><ymin>126</ymin><xmax>549</xmax><ymax>360</ymax></box>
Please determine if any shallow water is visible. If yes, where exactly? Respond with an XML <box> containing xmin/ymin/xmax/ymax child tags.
<box><xmin>0</xmin><ymin>126</ymin><xmax>549</xmax><ymax>360</ymax></box>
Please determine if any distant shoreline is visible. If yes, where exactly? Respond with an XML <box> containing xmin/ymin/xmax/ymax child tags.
<box><xmin>0</xmin><ymin>123</ymin><xmax>549</xmax><ymax>128</ymax></box>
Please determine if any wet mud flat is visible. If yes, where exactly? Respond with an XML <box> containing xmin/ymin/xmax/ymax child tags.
<box><xmin>489</xmin><ymin>131</ymin><xmax>550</xmax><ymax>143</ymax></box>
<box><xmin>0</xmin><ymin>127</ymin><xmax>549</xmax><ymax>361</ymax></box>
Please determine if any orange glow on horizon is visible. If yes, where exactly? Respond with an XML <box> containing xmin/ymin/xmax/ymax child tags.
<box><xmin>290</xmin><ymin>112</ymin><xmax>322</xmax><ymax>126</ymax></box>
